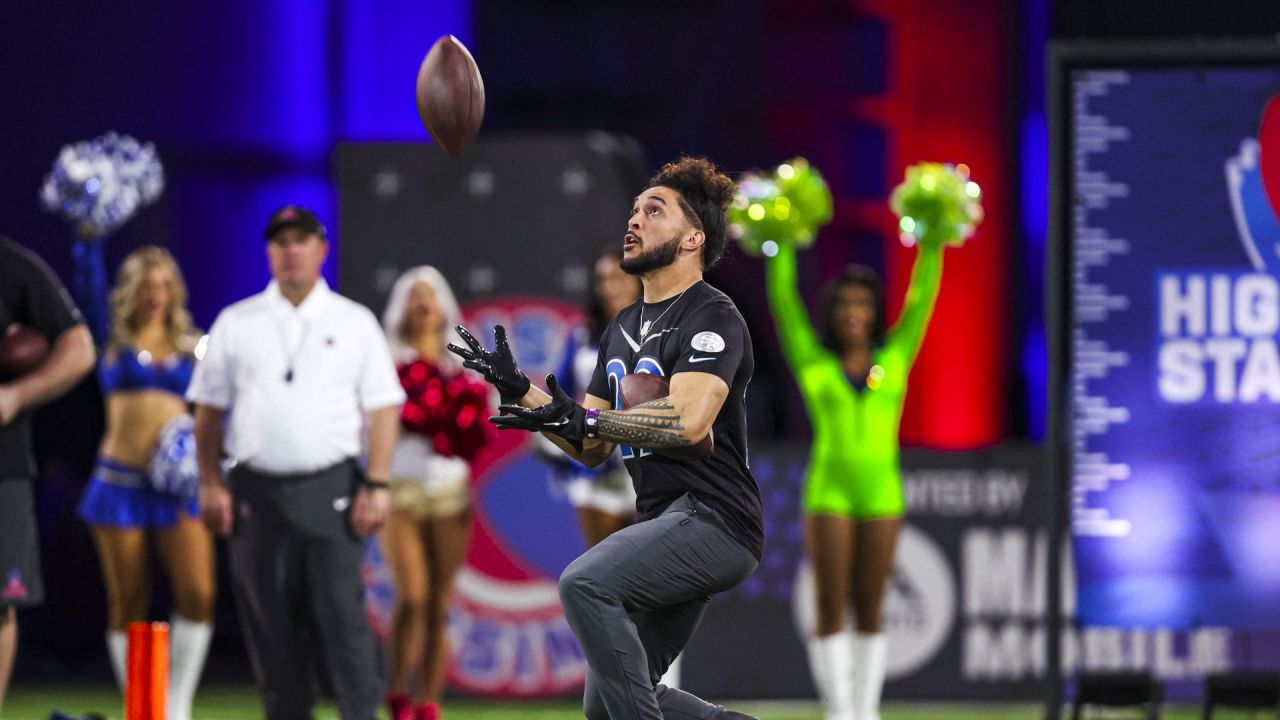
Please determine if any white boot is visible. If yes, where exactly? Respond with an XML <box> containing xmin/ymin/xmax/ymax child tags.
<box><xmin>815</xmin><ymin>629</ymin><xmax>855</xmax><ymax>720</ymax></box>
<box><xmin>852</xmin><ymin>632</ymin><xmax>887</xmax><ymax>720</ymax></box>
<box><xmin>107</xmin><ymin>630</ymin><xmax>127</xmax><ymax>691</ymax></box>
<box><xmin>659</xmin><ymin>652</ymin><xmax>682</xmax><ymax>689</ymax></box>
<box><xmin>167</xmin><ymin>616</ymin><xmax>212</xmax><ymax>720</ymax></box>
<box><xmin>805</xmin><ymin>634</ymin><xmax>830</xmax><ymax>708</ymax></box>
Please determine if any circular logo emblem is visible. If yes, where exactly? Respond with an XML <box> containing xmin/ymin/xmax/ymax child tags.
<box><xmin>690</xmin><ymin>331</ymin><xmax>725</xmax><ymax>353</ymax></box>
<box><xmin>790</xmin><ymin>523</ymin><xmax>955</xmax><ymax>680</ymax></box>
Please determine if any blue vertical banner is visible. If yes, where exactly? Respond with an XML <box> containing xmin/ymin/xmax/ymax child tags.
<box><xmin>336</xmin><ymin>0</ymin><xmax>473</xmax><ymax>141</ymax></box>
<box><xmin>1018</xmin><ymin>0</ymin><xmax>1049</xmax><ymax>440</ymax></box>
<box><xmin>1067</xmin><ymin>61</ymin><xmax>1280</xmax><ymax>627</ymax></box>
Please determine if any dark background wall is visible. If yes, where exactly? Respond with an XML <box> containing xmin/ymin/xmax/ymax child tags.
<box><xmin>1052</xmin><ymin>0</ymin><xmax>1280</xmax><ymax>37</ymax></box>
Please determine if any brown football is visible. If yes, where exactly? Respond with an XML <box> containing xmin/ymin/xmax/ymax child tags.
<box><xmin>0</xmin><ymin>324</ymin><xmax>50</xmax><ymax>381</ymax></box>
<box><xmin>617</xmin><ymin>373</ymin><xmax>714</xmax><ymax>460</ymax></box>
<box><xmin>415</xmin><ymin>35</ymin><xmax>485</xmax><ymax>157</ymax></box>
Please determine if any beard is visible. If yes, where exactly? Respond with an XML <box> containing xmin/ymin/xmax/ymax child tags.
<box><xmin>620</xmin><ymin>233</ymin><xmax>681</xmax><ymax>276</ymax></box>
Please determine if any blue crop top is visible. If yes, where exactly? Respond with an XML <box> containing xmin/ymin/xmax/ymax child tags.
<box><xmin>97</xmin><ymin>347</ymin><xmax>194</xmax><ymax>397</ymax></box>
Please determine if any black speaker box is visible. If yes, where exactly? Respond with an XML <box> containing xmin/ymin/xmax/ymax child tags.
<box><xmin>335</xmin><ymin>133</ymin><xmax>646</xmax><ymax>312</ymax></box>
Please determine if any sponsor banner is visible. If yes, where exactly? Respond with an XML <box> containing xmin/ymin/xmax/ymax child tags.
<box><xmin>680</xmin><ymin>445</ymin><xmax>1280</xmax><ymax>701</ymax></box>
<box><xmin>1066</xmin><ymin>67</ymin><xmax>1280</xmax><ymax>627</ymax></box>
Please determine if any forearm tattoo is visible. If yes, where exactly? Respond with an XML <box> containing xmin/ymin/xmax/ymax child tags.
<box><xmin>597</xmin><ymin>398</ymin><xmax>694</xmax><ymax>448</ymax></box>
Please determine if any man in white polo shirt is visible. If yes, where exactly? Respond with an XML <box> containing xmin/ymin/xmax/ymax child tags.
<box><xmin>189</xmin><ymin>205</ymin><xmax>405</xmax><ymax>720</ymax></box>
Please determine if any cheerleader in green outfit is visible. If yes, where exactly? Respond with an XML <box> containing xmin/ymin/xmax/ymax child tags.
<box><xmin>745</xmin><ymin>160</ymin><xmax>977</xmax><ymax>720</ymax></box>
<box><xmin>766</xmin><ymin>236</ymin><xmax>943</xmax><ymax>720</ymax></box>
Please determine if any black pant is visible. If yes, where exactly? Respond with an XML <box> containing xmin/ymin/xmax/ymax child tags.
<box><xmin>558</xmin><ymin>492</ymin><xmax>758</xmax><ymax>720</ymax></box>
<box><xmin>229</xmin><ymin>461</ymin><xmax>381</xmax><ymax>720</ymax></box>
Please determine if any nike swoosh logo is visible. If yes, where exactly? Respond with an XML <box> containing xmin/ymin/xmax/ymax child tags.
<box><xmin>688</xmin><ymin>356</ymin><xmax>716</xmax><ymax>363</ymax></box>
<box><xmin>546</xmin><ymin>418</ymin><xmax>570</xmax><ymax>427</ymax></box>
<box><xmin>620</xmin><ymin>326</ymin><xmax>679</xmax><ymax>353</ymax></box>
<box><xmin>620</xmin><ymin>328</ymin><xmax>641</xmax><ymax>352</ymax></box>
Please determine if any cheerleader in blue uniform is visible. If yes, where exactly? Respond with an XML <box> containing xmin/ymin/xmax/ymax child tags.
<box><xmin>75</xmin><ymin>245</ymin><xmax>212</xmax><ymax>720</ymax></box>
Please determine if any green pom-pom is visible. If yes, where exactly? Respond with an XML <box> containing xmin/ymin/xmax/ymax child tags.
<box><xmin>775</xmin><ymin>158</ymin><xmax>833</xmax><ymax>245</ymax></box>
<box><xmin>728</xmin><ymin>174</ymin><xmax>790</xmax><ymax>256</ymax></box>
<box><xmin>728</xmin><ymin>158</ymin><xmax>834</xmax><ymax>257</ymax></box>
<box><xmin>889</xmin><ymin>162</ymin><xmax>983</xmax><ymax>249</ymax></box>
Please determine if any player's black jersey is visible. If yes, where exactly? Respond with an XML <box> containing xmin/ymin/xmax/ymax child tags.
<box><xmin>587</xmin><ymin>280</ymin><xmax>763</xmax><ymax>559</ymax></box>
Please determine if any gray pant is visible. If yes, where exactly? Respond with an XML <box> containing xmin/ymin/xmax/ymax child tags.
<box><xmin>559</xmin><ymin>492</ymin><xmax>757</xmax><ymax>720</ymax></box>
<box><xmin>229</xmin><ymin>461</ymin><xmax>382</xmax><ymax>720</ymax></box>
<box><xmin>0</xmin><ymin>477</ymin><xmax>42</xmax><ymax>608</ymax></box>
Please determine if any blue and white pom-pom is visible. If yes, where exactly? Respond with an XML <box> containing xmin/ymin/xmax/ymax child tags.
<box><xmin>149</xmin><ymin>414</ymin><xmax>199</xmax><ymax>499</ymax></box>
<box><xmin>40</xmin><ymin>132</ymin><xmax>164</xmax><ymax>237</ymax></box>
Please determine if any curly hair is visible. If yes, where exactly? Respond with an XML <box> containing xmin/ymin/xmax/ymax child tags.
<box><xmin>648</xmin><ymin>156</ymin><xmax>737</xmax><ymax>270</ymax></box>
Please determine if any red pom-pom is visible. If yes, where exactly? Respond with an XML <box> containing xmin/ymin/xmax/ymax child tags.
<box><xmin>396</xmin><ymin>359</ymin><xmax>493</xmax><ymax>461</ymax></box>
<box><xmin>408</xmin><ymin>363</ymin><xmax>427</xmax><ymax>382</ymax></box>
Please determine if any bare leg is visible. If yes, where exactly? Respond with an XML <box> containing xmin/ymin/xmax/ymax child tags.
<box><xmin>90</xmin><ymin>525</ymin><xmax>152</xmax><ymax>629</ymax></box>
<box><xmin>155</xmin><ymin>516</ymin><xmax>216</xmax><ymax>623</ymax></box>
<box><xmin>0</xmin><ymin>606</ymin><xmax>14</xmax><ymax>714</ymax></box>
<box><xmin>805</xmin><ymin>514</ymin><xmax>854</xmax><ymax>637</ymax></box>
<box><xmin>382</xmin><ymin>509</ymin><xmax>429</xmax><ymax>697</ymax></box>
<box><xmin>419</xmin><ymin>510</ymin><xmax>472</xmax><ymax>704</ymax></box>
<box><xmin>575</xmin><ymin>507</ymin><xmax>632</xmax><ymax>548</ymax></box>
<box><xmin>90</xmin><ymin>525</ymin><xmax>151</xmax><ymax>690</ymax></box>
<box><xmin>850</xmin><ymin>518</ymin><xmax>901</xmax><ymax>634</ymax></box>
<box><xmin>156</xmin><ymin>516</ymin><xmax>217</xmax><ymax>720</ymax></box>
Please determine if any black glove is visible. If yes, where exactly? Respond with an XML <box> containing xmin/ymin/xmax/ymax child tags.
<box><xmin>447</xmin><ymin>324</ymin><xmax>531</xmax><ymax>403</ymax></box>
<box><xmin>490</xmin><ymin>374</ymin><xmax>587</xmax><ymax>452</ymax></box>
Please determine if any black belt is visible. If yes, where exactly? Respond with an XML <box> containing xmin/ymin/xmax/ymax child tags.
<box><xmin>236</xmin><ymin>458</ymin><xmax>355</xmax><ymax>481</ymax></box>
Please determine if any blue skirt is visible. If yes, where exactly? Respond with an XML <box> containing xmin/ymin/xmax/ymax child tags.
<box><xmin>76</xmin><ymin>458</ymin><xmax>200</xmax><ymax>528</ymax></box>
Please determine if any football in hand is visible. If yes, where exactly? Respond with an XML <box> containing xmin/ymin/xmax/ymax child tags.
<box><xmin>0</xmin><ymin>324</ymin><xmax>50</xmax><ymax>381</ymax></box>
<box><xmin>617</xmin><ymin>373</ymin><xmax>714</xmax><ymax>460</ymax></box>
<box><xmin>415</xmin><ymin>34</ymin><xmax>485</xmax><ymax>157</ymax></box>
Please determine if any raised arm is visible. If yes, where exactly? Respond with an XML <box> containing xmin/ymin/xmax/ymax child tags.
<box><xmin>764</xmin><ymin>240</ymin><xmax>826</xmax><ymax>370</ymax></box>
<box><xmin>69</xmin><ymin>236</ymin><xmax>111</xmax><ymax>345</ymax></box>
<box><xmin>886</xmin><ymin>244</ymin><xmax>944</xmax><ymax>366</ymax></box>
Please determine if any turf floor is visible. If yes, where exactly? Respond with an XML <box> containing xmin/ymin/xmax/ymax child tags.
<box><xmin>3</xmin><ymin>685</ymin><xmax>1219</xmax><ymax>720</ymax></box>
